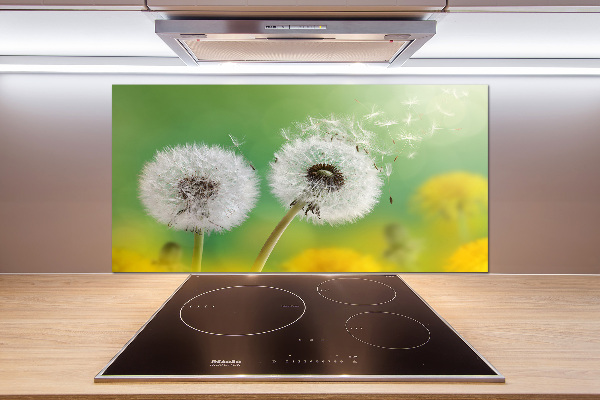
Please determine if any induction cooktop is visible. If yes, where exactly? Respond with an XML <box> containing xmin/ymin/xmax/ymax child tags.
<box><xmin>95</xmin><ymin>274</ymin><xmax>504</xmax><ymax>382</ymax></box>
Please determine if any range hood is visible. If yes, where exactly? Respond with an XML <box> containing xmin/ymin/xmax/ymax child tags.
<box><xmin>155</xmin><ymin>20</ymin><xmax>436</xmax><ymax>67</ymax></box>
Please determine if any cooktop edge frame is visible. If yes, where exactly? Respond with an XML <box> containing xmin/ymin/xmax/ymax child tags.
<box><xmin>95</xmin><ymin>273</ymin><xmax>505</xmax><ymax>383</ymax></box>
<box><xmin>94</xmin><ymin>374</ymin><xmax>504</xmax><ymax>383</ymax></box>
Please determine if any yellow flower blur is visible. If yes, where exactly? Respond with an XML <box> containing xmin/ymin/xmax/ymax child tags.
<box><xmin>112</xmin><ymin>245</ymin><xmax>187</xmax><ymax>272</ymax></box>
<box><xmin>413</xmin><ymin>171</ymin><xmax>488</xmax><ymax>220</ymax></box>
<box><xmin>443</xmin><ymin>238</ymin><xmax>488</xmax><ymax>272</ymax></box>
<box><xmin>281</xmin><ymin>247</ymin><xmax>384</xmax><ymax>272</ymax></box>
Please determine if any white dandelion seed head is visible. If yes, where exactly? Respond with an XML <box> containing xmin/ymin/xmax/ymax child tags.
<box><xmin>139</xmin><ymin>143</ymin><xmax>259</xmax><ymax>234</ymax></box>
<box><xmin>269</xmin><ymin>136</ymin><xmax>383</xmax><ymax>226</ymax></box>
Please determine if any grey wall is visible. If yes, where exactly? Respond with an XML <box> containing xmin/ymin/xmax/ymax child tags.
<box><xmin>0</xmin><ymin>73</ymin><xmax>599</xmax><ymax>274</ymax></box>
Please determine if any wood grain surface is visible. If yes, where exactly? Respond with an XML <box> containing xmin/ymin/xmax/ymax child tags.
<box><xmin>0</xmin><ymin>274</ymin><xmax>598</xmax><ymax>400</ymax></box>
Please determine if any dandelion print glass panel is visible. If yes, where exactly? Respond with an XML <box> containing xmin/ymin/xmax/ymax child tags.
<box><xmin>112</xmin><ymin>85</ymin><xmax>488</xmax><ymax>273</ymax></box>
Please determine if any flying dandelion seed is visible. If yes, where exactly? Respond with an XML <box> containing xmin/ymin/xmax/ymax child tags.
<box><xmin>364</xmin><ymin>106</ymin><xmax>383</xmax><ymax>120</ymax></box>
<box><xmin>384</xmin><ymin>163</ymin><xmax>393</xmax><ymax>204</ymax></box>
<box><xmin>252</xmin><ymin>136</ymin><xmax>383</xmax><ymax>272</ymax></box>
<box><xmin>375</xmin><ymin>119</ymin><xmax>399</xmax><ymax>127</ymax></box>
<box><xmin>436</xmin><ymin>104</ymin><xmax>455</xmax><ymax>117</ymax></box>
<box><xmin>403</xmin><ymin>113</ymin><xmax>414</xmax><ymax>126</ymax></box>
<box><xmin>398</xmin><ymin>132</ymin><xmax>423</xmax><ymax>147</ymax></box>
<box><xmin>402</xmin><ymin>97</ymin><xmax>420</xmax><ymax>108</ymax></box>
<box><xmin>286</xmin><ymin>113</ymin><xmax>392</xmax><ymax>158</ymax></box>
<box><xmin>428</xmin><ymin>123</ymin><xmax>443</xmax><ymax>135</ymax></box>
<box><xmin>407</xmin><ymin>152</ymin><xmax>417</xmax><ymax>159</ymax></box>
<box><xmin>442</xmin><ymin>88</ymin><xmax>468</xmax><ymax>99</ymax></box>
<box><xmin>228</xmin><ymin>134</ymin><xmax>245</xmax><ymax>148</ymax></box>
<box><xmin>356</xmin><ymin>121</ymin><xmax>376</xmax><ymax>147</ymax></box>
<box><xmin>139</xmin><ymin>143</ymin><xmax>260</xmax><ymax>271</ymax></box>
<box><xmin>229</xmin><ymin>134</ymin><xmax>255</xmax><ymax>170</ymax></box>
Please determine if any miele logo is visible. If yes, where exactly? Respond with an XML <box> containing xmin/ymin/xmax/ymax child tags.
<box><xmin>210</xmin><ymin>359</ymin><xmax>242</xmax><ymax>367</ymax></box>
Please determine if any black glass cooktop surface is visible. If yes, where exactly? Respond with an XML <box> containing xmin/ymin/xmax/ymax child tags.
<box><xmin>95</xmin><ymin>274</ymin><xmax>503</xmax><ymax>382</ymax></box>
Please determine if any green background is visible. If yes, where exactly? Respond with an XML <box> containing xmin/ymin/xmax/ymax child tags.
<box><xmin>112</xmin><ymin>85</ymin><xmax>488</xmax><ymax>272</ymax></box>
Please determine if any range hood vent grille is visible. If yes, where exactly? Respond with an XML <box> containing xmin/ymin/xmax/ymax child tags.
<box><xmin>156</xmin><ymin>20</ymin><xmax>436</xmax><ymax>67</ymax></box>
<box><xmin>181</xmin><ymin>39</ymin><xmax>409</xmax><ymax>63</ymax></box>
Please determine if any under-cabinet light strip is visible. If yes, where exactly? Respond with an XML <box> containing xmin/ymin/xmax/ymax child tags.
<box><xmin>1</xmin><ymin>63</ymin><xmax>600</xmax><ymax>75</ymax></box>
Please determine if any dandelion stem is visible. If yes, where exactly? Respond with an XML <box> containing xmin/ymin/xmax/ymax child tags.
<box><xmin>251</xmin><ymin>200</ymin><xmax>306</xmax><ymax>272</ymax></box>
<box><xmin>191</xmin><ymin>231</ymin><xmax>204</xmax><ymax>272</ymax></box>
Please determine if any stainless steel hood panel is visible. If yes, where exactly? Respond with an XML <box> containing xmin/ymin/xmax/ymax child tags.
<box><xmin>155</xmin><ymin>19</ymin><xmax>436</xmax><ymax>67</ymax></box>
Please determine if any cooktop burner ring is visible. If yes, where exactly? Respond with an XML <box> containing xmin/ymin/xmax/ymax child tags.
<box><xmin>179</xmin><ymin>285</ymin><xmax>306</xmax><ymax>337</ymax></box>
<box><xmin>345</xmin><ymin>311</ymin><xmax>431</xmax><ymax>350</ymax></box>
<box><xmin>317</xmin><ymin>277</ymin><xmax>397</xmax><ymax>306</ymax></box>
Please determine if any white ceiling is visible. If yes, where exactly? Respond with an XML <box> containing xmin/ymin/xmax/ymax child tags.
<box><xmin>0</xmin><ymin>10</ymin><xmax>599</xmax><ymax>59</ymax></box>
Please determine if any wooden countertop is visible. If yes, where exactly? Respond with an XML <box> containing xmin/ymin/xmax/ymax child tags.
<box><xmin>0</xmin><ymin>274</ymin><xmax>598</xmax><ymax>399</ymax></box>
